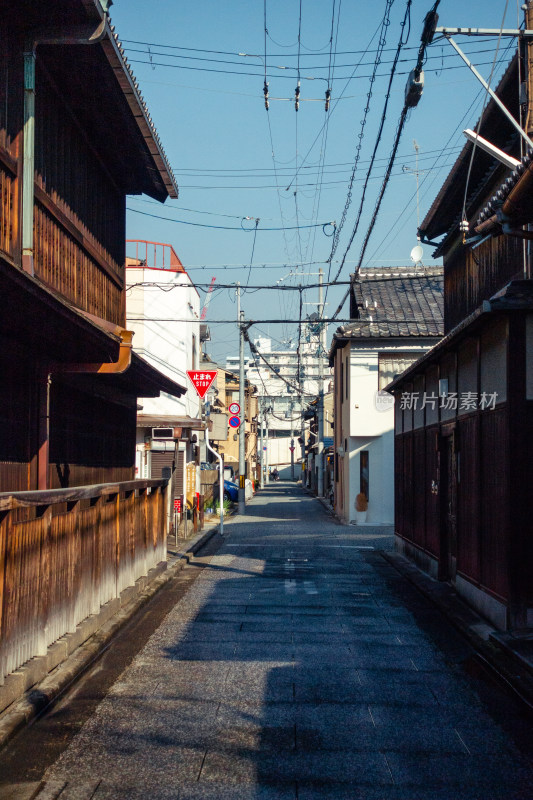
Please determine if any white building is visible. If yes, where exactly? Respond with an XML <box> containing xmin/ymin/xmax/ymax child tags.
<box><xmin>126</xmin><ymin>240</ymin><xmax>203</xmax><ymax>499</ymax></box>
<box><xmin>329</xmin><ymin>267</ymin><xmax>443</xmax><ymax>524</ymax></box>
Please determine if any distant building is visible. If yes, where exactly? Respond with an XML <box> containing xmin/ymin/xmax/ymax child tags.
<box><xmin>227</xmin><ymin>331</ymin><xmax>330</xmax><ymax>479</ymax></box>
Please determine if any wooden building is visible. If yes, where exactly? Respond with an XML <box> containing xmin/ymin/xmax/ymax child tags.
<box><xmin>388</xmin><ymin>53</ymin><xmax>533</xmax><ymax>631</ymax></box>
<box><xmin>0</xmin><ymin>1</ymin><xmax>186</xmax><ymax>692</ymax></box>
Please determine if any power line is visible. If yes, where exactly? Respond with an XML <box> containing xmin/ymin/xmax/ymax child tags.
<box><xmin>330</xmin><ymin>0</ymin><xmax>442</xmax><ymax>306</ymax></box>
<box><xmin>127</xmin><ymin>206</ymin><xmax>335</xmax><ymax>230</ymax></box>
<box><xmin>146</xmin><ymin>161</ymin><xmax>454</xmax><ymax>191</ymax></box>
<box><xmin>327</xmin><ymin>0</ymin><xmax>411</xmax><ymax>283</ymax></box>
<box><xmin>127</xmin><ymin>55</ymin><xmax>510</xmax><ymax>82</ymax></box>
<box><xmin>365</xmin><ymin>37</ymin><xmax>515</xmax><ymax>264</ymax></box>
<box><xmin>121</xmin><ymin>36</ymin><xmax>506</xmax><ymax>59</ymax></box>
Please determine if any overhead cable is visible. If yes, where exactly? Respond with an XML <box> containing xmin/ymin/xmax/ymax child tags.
<box><xmin>330</xmin><ymin>0</ymin><xmax>441</xmax><ymax>311</ymax></box>
<box><xmin>328</xmin><ymin>0</ymin><xmax>412</xmax><ymax>287</ymax></box>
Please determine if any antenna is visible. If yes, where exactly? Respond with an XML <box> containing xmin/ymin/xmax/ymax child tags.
<box><xmin>410</xmin><ymin>243</ymin><xmax>424</xmax><ymax>265</ymax></box>
<box><xmin>402</xmin><ymin>139</ymin><xmax>422</xmax><ymax>234</ymax></box>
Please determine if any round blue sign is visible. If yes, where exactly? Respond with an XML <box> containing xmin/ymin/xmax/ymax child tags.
<box><xmin>228</xmin><ymin>415</ymin><xmax>241</xmax><ymax>428</ymax></box>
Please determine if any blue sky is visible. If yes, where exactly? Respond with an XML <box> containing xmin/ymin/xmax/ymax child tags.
<box><xmin>112</xmin><ymin>0</ymin><xmax>522</xmax><ymax>363</ymax></box>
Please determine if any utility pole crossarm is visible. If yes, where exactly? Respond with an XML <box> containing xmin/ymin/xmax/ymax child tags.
<box><xmin>442</xmin><ymin>34</ymin><xmax>533</xmax><ymax>150</ymax></box>
<box><xmin>436</xmin><ymin>27</ymin><xmax>533</xmax><ymax>37</ymax></box>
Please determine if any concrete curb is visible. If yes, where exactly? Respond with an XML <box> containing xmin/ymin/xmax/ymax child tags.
<box><xmin>381</xmin><ymin>550</ymin><xmax>533</xmax><ymax>711</ymax></box>
<box><xmin>0</xmin><ymin>522</ymin><xmax>222</xmax><ymax>750</ymax></box>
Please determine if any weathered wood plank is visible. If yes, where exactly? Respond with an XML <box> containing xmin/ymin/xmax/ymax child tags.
<box><xmin>0</xmin><ymin>479</ymin><xmax>167</xmax><ymax>511</ymax></box>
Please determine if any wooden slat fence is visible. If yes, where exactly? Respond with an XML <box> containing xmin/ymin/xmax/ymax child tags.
<box><xmin>0</xmin><ymin>479</ymin><xmax>168</xmax><ymax>684</ymax></box>
<box><xmin>0</xmin><ymin>158</ymin><xmax>15</xmax><ymax>258</ymax></box>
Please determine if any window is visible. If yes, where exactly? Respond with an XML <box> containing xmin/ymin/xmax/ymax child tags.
<box><xmin>360</xmin><ymin>451</ymin><xmax>369</xmax><ymax>499</ymax></box>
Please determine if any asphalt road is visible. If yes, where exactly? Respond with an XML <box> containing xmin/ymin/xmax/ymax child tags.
<box><xmin>1</xmin><ymin>482</ymin><xmax>532</xmax><ymax>799</ymax></box>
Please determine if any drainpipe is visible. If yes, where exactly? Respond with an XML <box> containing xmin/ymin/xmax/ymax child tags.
<box><xmin>56</xmin><ymin>329</ymin><xmax>134</xmax><ymax>374</ymax></box>
<box><xmin>21</xmin><ymin>18</ymin><xmax>107</xmax><ymax>276</ymax></box>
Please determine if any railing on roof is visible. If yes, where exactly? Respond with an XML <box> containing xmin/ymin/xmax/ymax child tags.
<box><xmin>126</xmin><ymin>239</ymin><xmax>184</xmax><ymax>272</ymax></box>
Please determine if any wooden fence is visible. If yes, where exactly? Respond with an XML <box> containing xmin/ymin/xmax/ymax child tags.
<box><xmin>0</xmin><ymin>479</ymin><xmax>168</xmax><ymax>684</ymax></box>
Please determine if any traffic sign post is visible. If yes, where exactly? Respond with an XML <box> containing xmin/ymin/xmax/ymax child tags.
<box><xmin>186</xmin><ymin>370</ymin><xmax>217</xmax><ymax>398</ymax></box>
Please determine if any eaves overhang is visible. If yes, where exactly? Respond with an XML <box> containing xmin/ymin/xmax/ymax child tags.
<box><xmin>385</xmin><ymin>279</ymin><xmax>533</xmax><ymax>392</ymax></box>
<box><xmin>102</xmin><ymin>19</ymin><xmax>178</xmax><ymax>199</ymax></box>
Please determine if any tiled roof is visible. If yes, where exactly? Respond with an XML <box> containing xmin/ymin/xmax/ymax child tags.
<box><xmin>476</xmin><ymin>147</ymin><xmax>533</xmax><ymax>227</ymax></box>
<box><xmin>333</xmin><ymin>266</ymin><xmax>444</xmax><ymax>344</ymax></box>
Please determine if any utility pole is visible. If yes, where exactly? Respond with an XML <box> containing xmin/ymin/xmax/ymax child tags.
<box><xmin>290</xmin><ymin>397</ymin><xmax>295</xmax><ymax>480</ymax></box>
<box><xmin>259</xmin><ymin>392</ymin><xmax>265</xmax><ymax>488</ymax></box>
<box><xmin>265</xmin><ymin>408</ymin><xmax>269</xmax><ymax>483</ymax></box>
<box><xmin>317</xmin><ymin>267</ymin><xmax>325</xmax><ymax>498</ymax></box>
<box><xmin>237</xmin><ymin>283</ymin><xmax>246</xmax><ymax>514</ymax></box>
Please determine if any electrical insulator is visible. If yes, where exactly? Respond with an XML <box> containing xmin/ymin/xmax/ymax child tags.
<box><xmin>295</xmin><ymin>81</ymin><xmax>300</xmax><ymax>112</ymax></box>
<box><xmin>459</xmin><ymin>219</ymin><xmax>469</xmax><ymax>233</ymax></box>
<box><xmin>263</xmin><ymin>81</ymin><xmax>269</xmax><ymax>111</ymax></box>
<box><xmin>325</xmin><ymin>88</ymin><xmax>331</xmax><ymax>112</ymax></box>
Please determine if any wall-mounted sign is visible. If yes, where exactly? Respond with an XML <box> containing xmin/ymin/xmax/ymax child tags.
<box><xmin>228</xmin><ymin>415</ymin><xmax>241</xmax><ymax>428</ymax></box>
<box><xmin>186</xmin><ymin>370</ymin><xmax>217</xmax><ymax>398</ymax></box>
<box><xmin>228</xmin><ymin>402</ymin><xmax>240</xmax><ymax>415</ymax></box>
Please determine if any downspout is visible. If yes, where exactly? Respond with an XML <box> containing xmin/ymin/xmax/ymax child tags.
<box><xmin>21</xmin><ymin>17</ymin><xmax>107</xmax><ymax>276</ymax></box>
<box><xmin>55</xmin><ymin>329</ymin><xmax>134</xmax><ymax>374</ymax></box>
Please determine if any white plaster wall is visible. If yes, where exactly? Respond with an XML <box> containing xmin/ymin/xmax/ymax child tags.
<box><xmin>346</xmin><ymin>345</ymin><xmax>395</xmax><ymax>523</ymax></box>
<box><xmin>126</xmin><ymin>267</ymin><xmax>201</xmax><ymax>418</ymax></box>
<box><xmin>349</xmin><ymin>349</ymin><xmax>393</xmax><ymax>437</ymax></box>
<box><xmin>346</xmin><ymin>432</ymin><xmax>394</xmax><ymax>524</ymax></box>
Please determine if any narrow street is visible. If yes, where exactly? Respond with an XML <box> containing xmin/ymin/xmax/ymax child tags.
<box><xmin>1</xmin><ymin>483</ymin><xmax>533</xmax><ymax>800</ymax></box>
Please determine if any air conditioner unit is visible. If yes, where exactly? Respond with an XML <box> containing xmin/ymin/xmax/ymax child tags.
<box><xmin>152</xmin><ymin>427</ymin><xmax>174</xmax><ymax>440</ymax></box>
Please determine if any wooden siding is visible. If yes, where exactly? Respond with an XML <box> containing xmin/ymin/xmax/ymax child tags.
<box><xmin>526</xmin><ymin>403</ymin><xmax>533</xmax><ymax>605</ymax></box>
<box><xmin>34</xmin><ymin>200</ymin><xmax>124</xmax><ymax>326</ymax></box>
<box><xmin>456</xmin><ymin>415</ymin><xmax>481</xmax><ymax>583</ymax></box>
<box><xmin>444</xmin><ymin>235</ymin><xmax>523</xmax><ymax>333</ymax></box>
<box><xmin>424</xmin><ymin>427</ymin><xmax>440</xmax><ymax>556</ymax></box>
<box><xmin>397</xmin><ymin>409</ymin><xmax>510</xmax><ymax>601</ymax></box>
<box><xmin>49</xmin><ymin>380</ymin><xmax>136</xmax><ymax>489</ymax></box>
<box><xmin>29</xmin><ymin>59</ymin><xmax>126</xmax><ymax>325</ymax></box>
<box><xmin>395</xmin><ymin>428</ymin><xmax>440</xmax><ymax>559</ymax></box>
<box><xmin>413</xmin><ymin>430</ymin><xmax>426</xmax><ymax>547</ymax></box>
<box><xmin>0</xmin><ymin>155</ymin><xmax>15</xmax><ymax>260</ymax></box>
<box><xmin>0</xmin><ymin>348</ymin><xmax>33</xmax><ymax>494</ymax></box>
<box><xmin>35</xmin><ymin>61</ymin><xmax>125</xmax><ymax>268</ymax></box>
<box><xmin>0</xmin><ymin>479</ymin><xmax>168</xmax><ymax>684</ymax></box>
<box><xmin>479</xmin><ymin>408</ymin><xmax>509</xmax><ymax>600</ymax></box>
